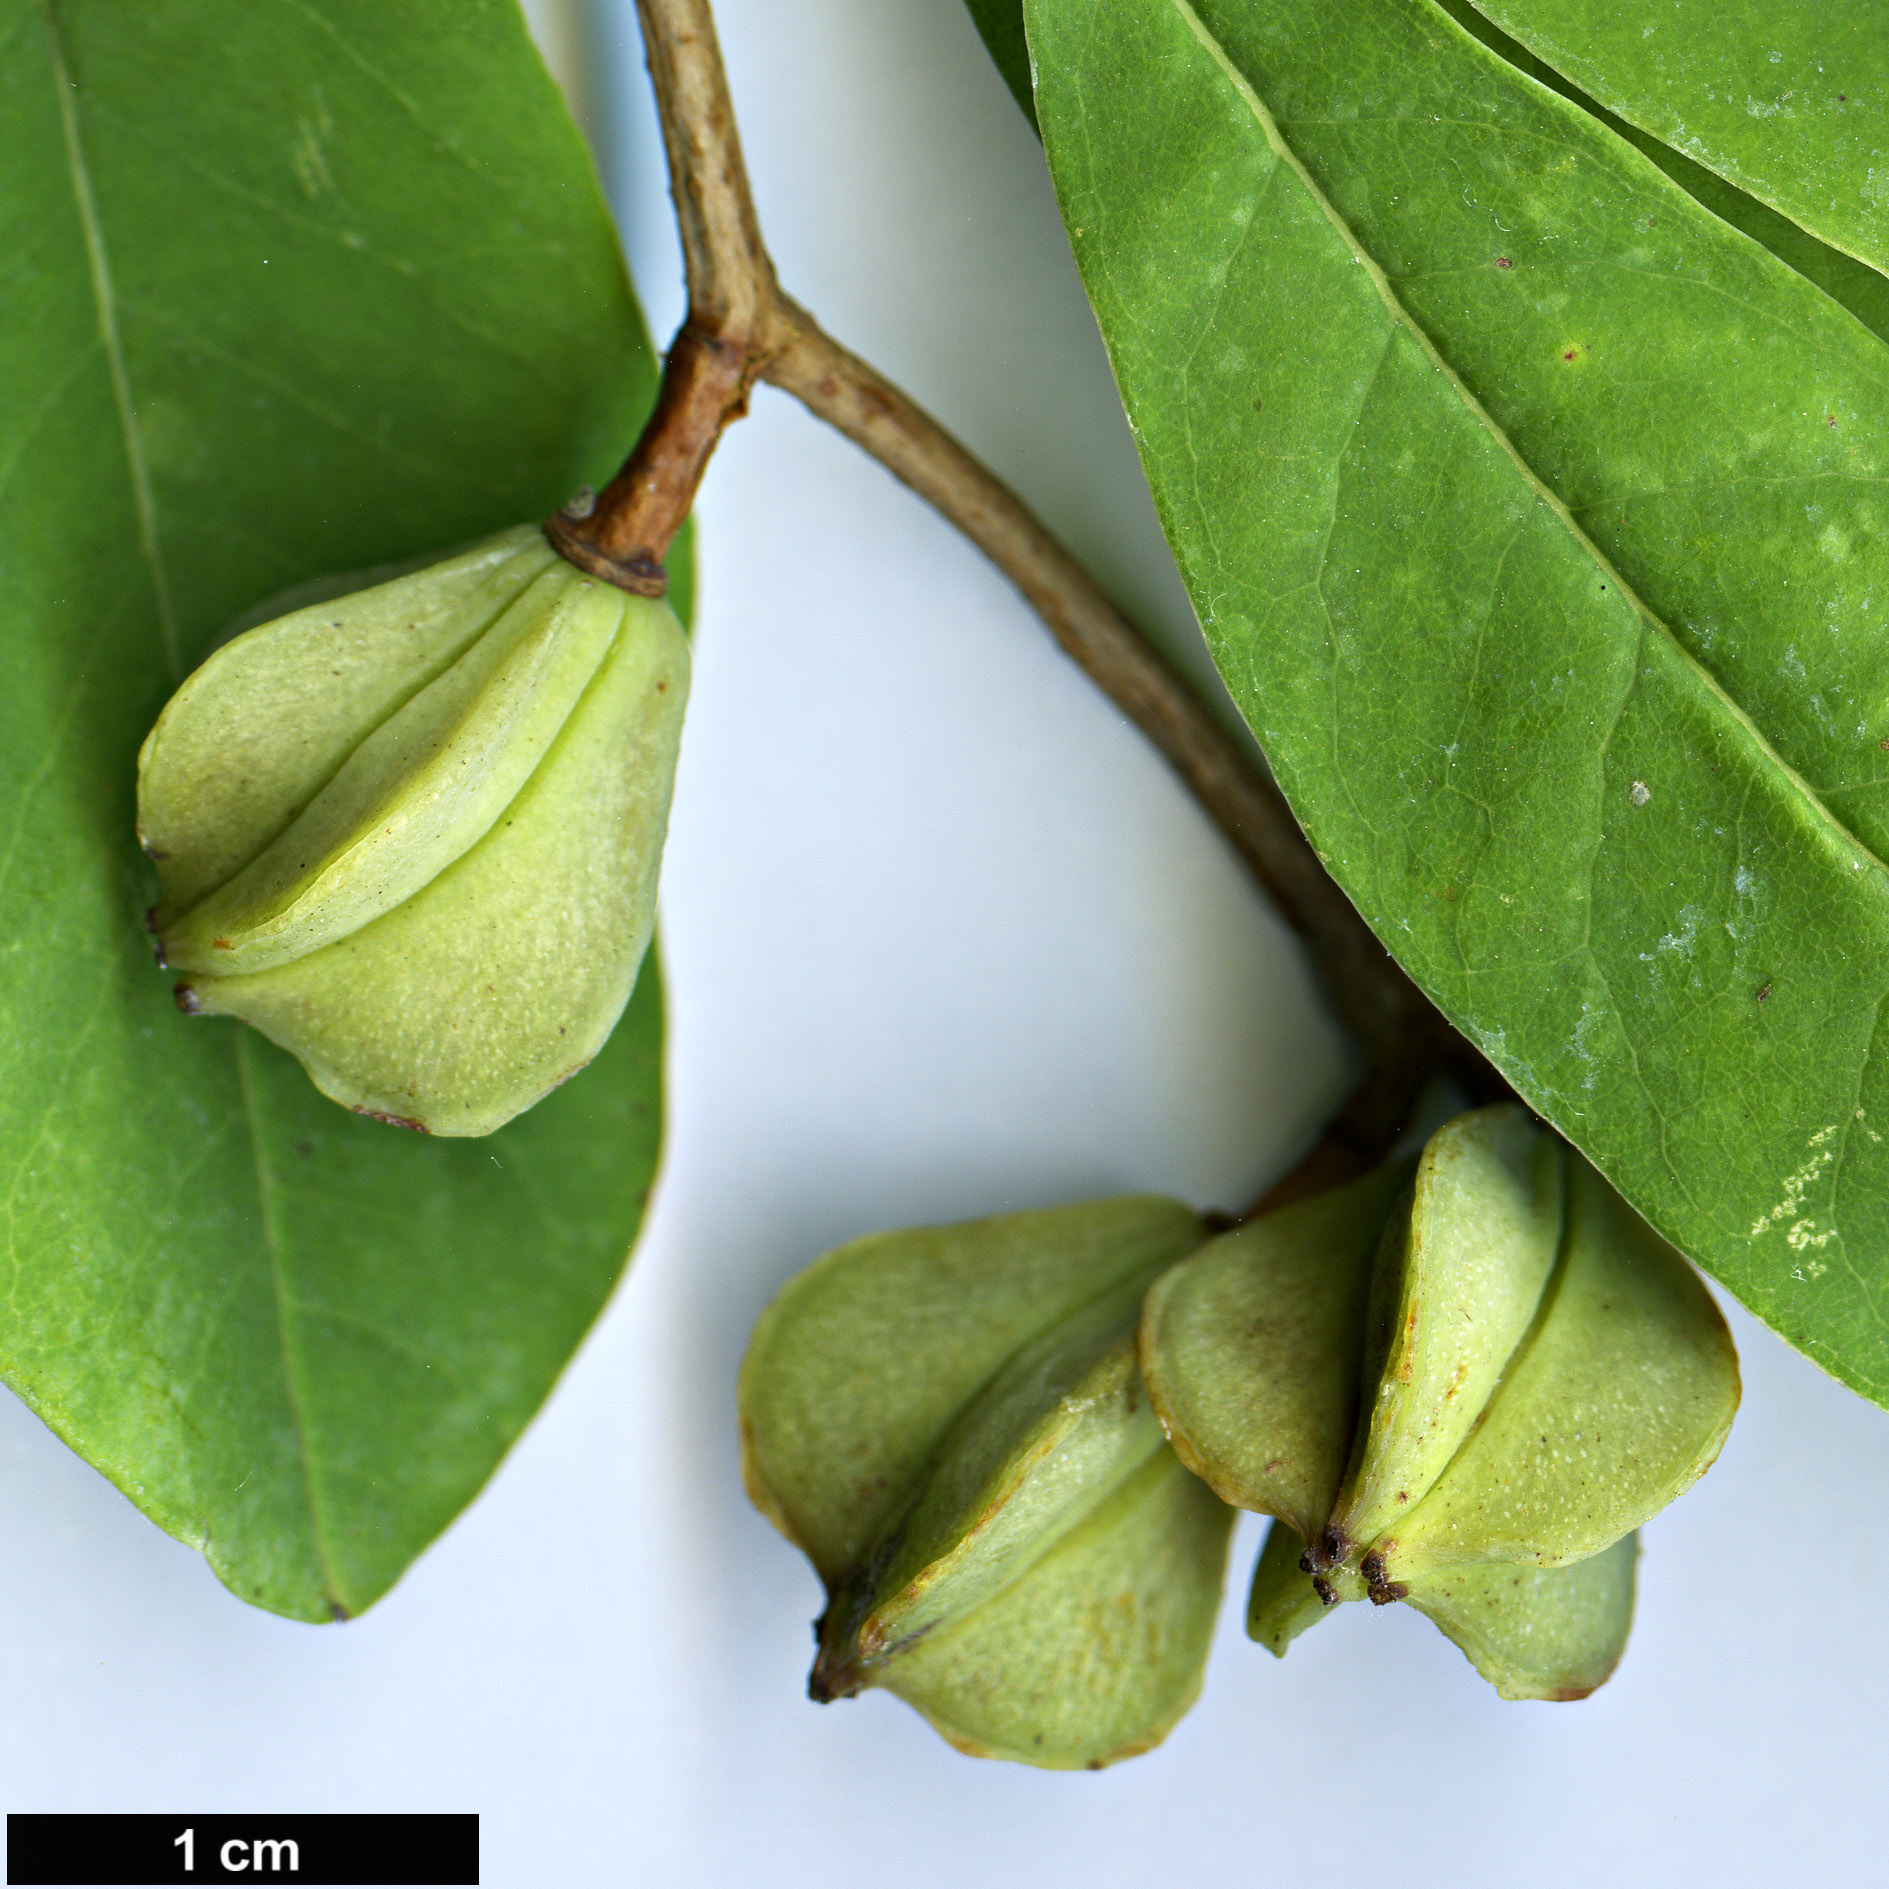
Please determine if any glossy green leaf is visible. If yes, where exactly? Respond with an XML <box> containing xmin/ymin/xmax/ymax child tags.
<box><xmin>887</xmin><ymin>1448</ymin><xmax>1233</xmax><ymax>1769</ymax></box>
<box><xmin>1140</xmin><ymin>1164</ymin><xmax>1408</xmax><ymax>1540</ymax></box>
<box><xmin>1468</xmin><ymin>0</ymin><xmax>1889</xmax><ymax>277</ymax></box>
<box><xmin>1</xmin><ymin>0</ymin><xmax>667</xmax><ymax>1616</ymax></box>
<box><xmin>1404</xmin><ymin>1529</ymin><xmax>1638</xmax><ymax>1702</ymax></box>
<box><xmin>739</xmin><ymin>1196</ymin><xmax>1208</xmax><ymax>1583</ymax></box>
<box><xmin>1027</xmin><ymin>0</ymin><xmax>1889</xmax><ymax>1404</ymax></box>
<box><xmin>1427</xmin><ymin>1</ymin><xmax>1889</xmax><ymax>350</ymax></box>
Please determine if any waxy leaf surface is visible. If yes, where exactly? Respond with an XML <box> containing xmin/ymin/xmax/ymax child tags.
<box><xmin>1472</xmin><ymin>0</ymin><xmax>1889</xmax><ymax>276</ymax></box>
<box><xmin>0</xmin><ymin>0</ymin><xmax>667</xmax><ymax>1616</ymax></box>
<box><xmin>1027</xmin><ymin>0</ymin><xmax>1889</xmax><ymax>1404</ymax></box>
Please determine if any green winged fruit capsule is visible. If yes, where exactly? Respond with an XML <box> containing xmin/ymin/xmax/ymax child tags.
<box><xmin>1146</xmin><ymin>1107</ymin><xmax>1738</xmax><ymax>1700</ymax></box>
<box><xmin>739</xmin><ymin>1196</ymin><xmax>1233</xmax><ymax>1768</ymax></box>
<box><xmin>137</xmin><ymin>526</ymin><xmax>689</xmax><ymax>1136</ymax></box>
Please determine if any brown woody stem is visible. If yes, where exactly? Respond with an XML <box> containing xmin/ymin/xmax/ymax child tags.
<box><xmin>550</xmin><ymin>0</ymin><xmax>1507</xmax><ymax>1187</ymax></box>
<box><xmin>546</xmin><ymin>322</ymin><xmax>758</xmax><ymax>592</ymax></box>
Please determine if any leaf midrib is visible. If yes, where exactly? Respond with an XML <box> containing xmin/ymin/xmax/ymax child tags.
<box><xmin>1168</xmin><ymin>0</ymin><xmax>1889</xmax><ymax>893</ymax></box>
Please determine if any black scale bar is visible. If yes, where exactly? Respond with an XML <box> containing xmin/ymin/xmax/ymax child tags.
<box><xmin>6</xmin><ymin>1815</ymin><xmax>477</xmax><ymax>1886</ymax></box>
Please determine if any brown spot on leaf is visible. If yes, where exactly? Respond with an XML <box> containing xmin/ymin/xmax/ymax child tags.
<box><xmin>1756</xmin><ymin>982</ymin><xmax>1772</xmax><ymax>1003</ymax></box>
<box><xmin>173</xmin><ymin>983</ymin><xmax>202</xmax><ymax>1015</ymax></box>
<box><xmin>1495</xmin><ymin>256</ymin><xmax>1513</xmax><ymax>269</ymax></box>
<box><xmin>351</xmin><ymin>1106</ymin><xmax>430</xmax><ymax>1134</ymax></box>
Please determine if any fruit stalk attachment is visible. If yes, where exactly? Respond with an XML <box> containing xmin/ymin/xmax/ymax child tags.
<box><xmin>570</xmin><ymin>0</ymin><xmax>1499</xmax><ymax>1171</ymax></box>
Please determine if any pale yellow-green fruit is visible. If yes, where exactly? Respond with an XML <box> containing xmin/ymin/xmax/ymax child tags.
<box><xmin>1371</xmin><ymin>1152</ymin><xmax>1740</xmax><ymax>1585</ymax></box>
<box><xmin>137</xmin><ymin>526</ymin><xmax>688</xmax><ymax>1136</ymax></box>
<box><xmin>810</xmin><ymin>1270</ymin><xmax>1170</xmax><ymax>1700</ymax></box>
<box><xmin>738</xmin><ymin>1196</ymin><xmax>1232</xmax><ymax>1769</ymax></box>
<box><xmin>1328</xmin><ymin>1106</ymin><xmax>1563</xmax><ymax>1562</ymax></box>
<box><xmin>1144</xmin><ymin>1106</ymin><xmax>1738</xmax><ymax>1700</ymax></box>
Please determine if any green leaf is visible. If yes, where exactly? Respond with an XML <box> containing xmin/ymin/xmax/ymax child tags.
<box><xmin>1026</xmin><ymin>0</ymin><xmax>1889</xmax><ymax>1404</ymax></box>
<box><xmin>1462</xmin><ymin>0</ymin><xmax>1889</xmax><ymax>278</ymax></box>
<box><xmin>0</xmin><ymin>0</ymin><xmax>667</xmax><ymax>1618</ymax></box>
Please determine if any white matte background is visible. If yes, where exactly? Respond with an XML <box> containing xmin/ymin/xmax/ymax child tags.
<box><xmin>7</xmin><ymin>3</ymin><xmax>1889</xmax><ymax>1883</ymax></box>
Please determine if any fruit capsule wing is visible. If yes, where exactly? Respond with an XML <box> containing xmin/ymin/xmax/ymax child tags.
<box><xmin>161</xmin><ymin>562</ymin><xmax>621</xmax><ymax>975</ymax></box>
<box><xmin>1379</xmin><ymin>1157</ymin><xmax>1740</xmax><ymax>1580</ymax></box>
<box><xmin>1330</xmin><ymin>1105</ymin><xmax>1563</xmax><ymax>1555</ymax></box>
<box><xmin>816</xmin><ymin>1280</ymin><xmax>1167</xmax><ymax>1694</ymax></box>
<box><xmin>737</xmin><ymin>1196</ymin><xmax>1210</xmax><ymax>1587</ymax></box>
<box><xmin>1139</xmin><ymin>1162</ymin><xmax>1409</xmax><ymax>1541</ymax></box>
<box><xmin>177</xmin><ymin>590</ymin><xmax>690</xmax><ymax>1136</ymax></box>
<box><xmin>1404</xmin><ymin>1532</ymin><xmax>1639</xmax><ymax>1702</ymax></box>
<box><xmin>138</xmin><ymin>527</ymin><xmax>554</xmax><ymax>916</ymax></box>
<box><xmin>885</xmin><ymin>1448</ymin><xmax>1233</xmax><ymax>1770</ymax></box>
<box><xmin>1246</xmin><ymin>1517</ymin><xmax>1343</xmax><ymax>1657</ymax></box>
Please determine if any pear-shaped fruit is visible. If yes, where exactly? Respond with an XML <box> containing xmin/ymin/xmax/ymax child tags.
<box><xmin>1138</xmin><ymin>1161</ymin><xmax>1409</xmax><ymax>1542</ymax></box>
<box><xmin>1326</xmin><ymin>1106</ymin><xmax>1563</xmax><ymax>1565</ymax></box>
<box><xmin>739</xmin><ymin>1196</ymin><xmax>1231</xmax><ymax>1768</ymax></box>
<box><xmin>137</xmin><ymin>526</ymin><xmax>689</xmax><ymax>1136</ymax></box>
<box><xmin>1371</xmin><ymin>1154</ymin><xmax>1739</xmax><ymax>1585</ymax></box>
